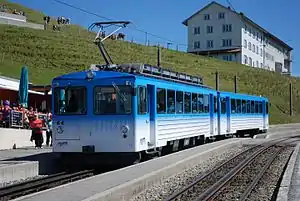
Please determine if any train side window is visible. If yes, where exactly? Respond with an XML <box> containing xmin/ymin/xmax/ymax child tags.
<box><xmin>138</xmin><ymin>86</ymin><xmax>148</xmax><ymax>115</ymax></box>
<box><xmin>221</xmin><ymin>97</ymin><xmax>226</xmax><ymax>114</ymax></box>
<box><xmin>198</xmin><ymin>94</ymin><xmax>204</xmax><ymax>113</ymax></box>
<box><xmin>266</xmin><ymin>102</ymin><xmax>269</xmax><ymax>114</ymax></box>
<box><xmin>156</xmin><ymin>88</ymin><xmax>166</xmax><ymax>114</ymax></box>
<box><xmin>258</xmin><ymin>101</ymin><xmax>262</xmax><ymax>113</ymax></box>
<box><xmin>176</xmin><ymin>91</ymin><xmax>183</xmax><ymax>113</ymax></box>
<box><xmin>214</xmin><ymin>96</ymin><xmax>217</xmax><ymax>113</ymax></box>
<box><xmin>184</xmin><ymin>92</ymin><xmax>191</xmax><ymax>113</ymax></box>
<box><xmin>255</xmin><ymin>101</ymin><xmax>259</xmax><ymax>113</ymax></box>
<box><xmin>192</xmin><ymin>93</ymin><xmax>198</xmax><ymax>113</ymax></box>
<box><xmin>231</xmin><ymin>99</ymin><xmax>236</xmax><ymax>113</ymax></box>
<box><xmin>242</xmin><ymin>100</ymin><xmax>247</xmax><ymax>113</ymax></box>
<box><xmin>167</xmin><ymin>90</ymin><xmax>175</xmax><ymax>114</ymax></box>
<box><xmin>236</xmin><ymin>99</ymin><xmax>241</xmax><ymax>113</ymax></box>
<box><xmin>203</xmin><ymin>94</ymin><xmax>209</xmax><ymax>113</ymax></box>
<box><xmin>246</xmin><ymin>100</ymin><xmax>251</xmax><ymax>113</ymax></box>
<box><xmin>251</xmin><ymin>101</ymin><xmax>255</xmax><ymax>113</ymax></box>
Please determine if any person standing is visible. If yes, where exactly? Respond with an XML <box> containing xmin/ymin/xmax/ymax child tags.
<box><xmin>30</xmin><ymin>114</ymin><xmax>44</xmax><ymax>149</ymax></box>
<box><xmin>46</xmin><ymin>112</ymin><xmax>52</xmax><ymax>146</ymax></box>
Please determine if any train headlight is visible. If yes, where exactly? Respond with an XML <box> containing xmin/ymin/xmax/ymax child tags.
<box><xmin>86</xmin><ymin>70</ymin><xmax>95</xmax><ymax>79</ymax></box>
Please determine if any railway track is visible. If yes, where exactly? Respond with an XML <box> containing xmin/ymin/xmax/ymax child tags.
<box><xmin>0</xmin><ymin>169</ymin><xmax>95</xmax><ymax>201</ymax></box>
<box><xmin>164</xmin><ymin>136</ymin><xmax>299</xmax><ymax>201</ymax></box>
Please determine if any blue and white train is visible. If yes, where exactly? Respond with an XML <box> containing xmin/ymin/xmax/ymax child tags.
<box><xmin>51</xmin><ymin>63</ymin><xmax>269</xmax><ymax>166</ymax></box>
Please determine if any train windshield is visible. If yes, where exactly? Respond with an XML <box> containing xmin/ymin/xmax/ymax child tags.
<box><xmin>54</xmin><ymin>86</ymin><xmax>87</xmax><ymax>115</ymax></box>
<box><xmin>94</xmin><ymin>85</ymin><xmax>132</xmax><ymax>115</ymax></box>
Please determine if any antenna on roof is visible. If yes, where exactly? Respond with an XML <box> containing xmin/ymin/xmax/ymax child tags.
<box><xmin>88</xmin><ymin>21</ymin><xmax>131</xmax><ymax>65</ymax></box>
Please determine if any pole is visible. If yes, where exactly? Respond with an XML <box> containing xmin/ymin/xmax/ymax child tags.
<box><xmin>157</xmin><ymin>45</ymin><xmax>161</xmax><ymax>67</ymax></box>
<box><xmin>145</xmin><ymin>32</ymin><xmax>148</xmax><ymax>46</ymax></box>
<box><xmin>215</xmin><ymin>71</ymin><xmax>219</xmax><ymax>91</ymax></box>
<box><xmin>290</xmin><ymin>82</ymin><xmax>293</xmax><ymax>116</ymax></box>
<box><xmin>234</xmin><ymin>75</ymin><xmax>237</xmax><ymax>93</ymax></box>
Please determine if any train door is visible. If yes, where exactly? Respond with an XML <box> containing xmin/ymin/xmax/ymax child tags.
<box><xmin>147</xmin><ymin>84</ymin><xmax>156</xmax><ymax>146</ymax></box>
<box><xmin>226</xmin><ymin>97</ymin><xmax>231</xmax><ymax>133</ymax></box>
<box><xmin>218</xmin><ymin>94</ymin><xmax>229</xmax><ymax>135</ymax></box>
<box><xmin>209</xmin><ymin>94</ymin><xmax>214</xmax><ymax>136</ymax></box>
<box><xmin>262</xmin><ymin>100</ymin><xmax>266</xmax><ymax>129</ymax></box>
<box><xmin>137</xmin><ymin>85</ymin><xmax>151</xmax><ymax>149</ymax></box>
<box><xmin>217</xmin><ymin>92</ymin><xmax>221</xmax><ymax>135</ymax></box>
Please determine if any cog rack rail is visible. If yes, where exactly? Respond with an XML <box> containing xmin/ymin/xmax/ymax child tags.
<box><xmin>90</xmin><ymin>63</ymin><xmax>210</xmax><ymax>88</ymax></box>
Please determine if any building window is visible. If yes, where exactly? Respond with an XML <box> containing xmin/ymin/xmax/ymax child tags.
<box><xmin>207</xmin><ymin>26</ymin><xmax>213</xmax><ymax>33</ymax></box>
<box><xmin>249</xmin><ymin>28</ymin><xmax>251</xmax><ymax>36</ymax></box>
<box><xmin>248</xmin><ymin>42</ymin><xmax>251</xmax><ymax>51</ymax></box>
<box><xmin>260</xmin><ymin>48</ymin><xmax>263</xmax><ymax>57</ymax></box>
<box><xmin>222</xmin><ymin>39</ymin><xmax>232</xmax><ymax>47</ymax></box>
<box><xmin>252</xmin><ymin>44</ymin><xmax>255</xmax><ymax>52</ymax></box>
<box><xmin>244</xmin><ymin>25</ymin><xmax>248</xmax><ymax>33</ymax></box>
<box><xmin>257</xmin><ymin>33</ymin><xmax>259</xmax><ymax>40</ymax></box>
<box><xmin>207</xmin><ymin>40</ymin><xmax>214</xmax><ymax>48</ymax></box>
<box><xmin>256</xmin><ymin>46</ymin><xmax>259</xmax><ymax>54</ymax></box>
<box><xmin>244</xmin><ymin>55</ymin><xmax>248</xmax><ymax>64</ymax></box>
<box><xmin>194</xmin><ymin>41</ymin><xmax>200</xmax><ymax>49</ymax></box>
<box><xmin>194</xmin><ymin>27</ymin><xmax>200</xmax><ymax>35</ymax></box>
<box><xmin>204</xmin><ymin>14</ymin><xmax>210</xmax><ymax>20</ymax></box>
<box><xmin>260</xmin><ymin>63</ymin><xmax>263</xmax><ymax>68</ymax></box>
<box><xmin>223</xmin><ymin>24</ymin><xmax>232</xmax><ymax>32</ymax></box>
<box><xmin>252</xmin><ymin>31</ymin><xmax>256</xmax><ymax>38</ymax></box>
<box><xmin>244</xmin><ymin>39</ymin><xmax>247</xmax><ymax>48</ymax></box>
<box><xmin>223</xmin><ymin>55</ymin><xmax>233</xmax><ymax>61</ymax></box>
<box><xmin>256</xmin><ymin>61</ymin><xmax>259</xmax><ymax>67</ymax></box>
<box><xmin>249</xmin><ymin>57</ymin><xmax>252</xmax><ymax>66</ymax></box>
<box><xmin>219</xmin><ymin>12</ymin><xmax>225</xmax><ymax>19</ymax></box>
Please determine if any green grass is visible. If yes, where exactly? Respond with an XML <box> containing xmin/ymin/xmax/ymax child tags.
<box><xmin>0</xmin><ymin>12</ymin><xmax>300</xmax><ymax>125</ymax></box>
<box><xmin>0</xmin><ymin>0</ymin><xmax>45</xmax><ymax>24</ymax></box>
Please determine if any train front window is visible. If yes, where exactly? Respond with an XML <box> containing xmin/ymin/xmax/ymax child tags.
<box><xmin>94</xmin><ymin>86</ymin><xmax>132</xmax><ymax>115</ymax></box>
<box><xmin>54</xmin><ymin>87</ymin><xmax>87</xmax><ymax>115</ymax></box>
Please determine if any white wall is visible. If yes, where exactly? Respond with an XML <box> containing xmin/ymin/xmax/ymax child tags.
<box><xmin>241</xmin><ymin>25</ymin><xmax>264</xmax><ymax>68</ymax></box>
<box><xmin>187</xmin><ymin>3</ymin><xmax>244</xmax><ymax>53</ymax></box>
<box><xmin>0</xmin><ymin>128</ymin><xmax>47</xmax><ymax>150</ymax></box>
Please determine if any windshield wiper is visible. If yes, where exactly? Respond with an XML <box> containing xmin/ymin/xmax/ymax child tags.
<box><xmin>112</xmin><ymin>82</ymin><xmax>127</xmax><ymax>102</ymax></box>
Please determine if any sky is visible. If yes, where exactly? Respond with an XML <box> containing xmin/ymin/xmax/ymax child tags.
<box><xmin>10</xmin><ymin>0</ymin><xmax>300</xmax><ymax>76</ymax></box>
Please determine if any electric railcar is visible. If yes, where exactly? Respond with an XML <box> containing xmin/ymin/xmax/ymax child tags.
<box><xmin>51</xmin><ymin>63</ymin><xmax>269</xmax><ymax>166</ymax></box>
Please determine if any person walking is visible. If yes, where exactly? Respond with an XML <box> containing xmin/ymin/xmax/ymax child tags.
<box><xmin>46</xmin><ymin>112</ymin><xmax>52</xmax><ymax>146</ymax></box>
<box><xmin>30</xmin><ymin>114</ymin><xmax>44</xmax><ymax>149</ymax></box>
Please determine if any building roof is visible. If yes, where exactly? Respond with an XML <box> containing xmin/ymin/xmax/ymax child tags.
<box><xmin>182</xmin><ymin>1</ymin><xmax>293</xmax><ymax>51</ymax></box>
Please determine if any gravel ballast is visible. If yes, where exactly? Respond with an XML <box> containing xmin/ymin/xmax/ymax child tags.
<box><xmin>130</xmin><ymin>144</ymin><xmax>254</xmax><ymax>201</ymax></box>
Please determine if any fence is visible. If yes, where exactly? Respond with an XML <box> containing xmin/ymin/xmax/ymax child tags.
<box><xmin>0</xmin><ymin>110</ymin><xmax>48</xmax><ymax>129</ymax></box>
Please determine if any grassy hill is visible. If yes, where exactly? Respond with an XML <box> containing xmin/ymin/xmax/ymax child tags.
<box><xmin>0</xmin><ymin>2</ymin><xmax>300</xmax><ymax>124</ymax></box>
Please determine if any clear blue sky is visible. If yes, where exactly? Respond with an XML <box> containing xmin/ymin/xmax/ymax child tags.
<box><xmin>10</xmin><ymin>0</ymin><xmax>300</xmax><ymax>76</ymax></box>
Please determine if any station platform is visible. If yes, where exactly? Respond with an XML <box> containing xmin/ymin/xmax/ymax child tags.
<box><xmin>277</xmin><ymin>143</ymin><xmax>300</xmax><ymax>201</ymax></box>
<box><xmin>0</xmin><ymin>160</ymin><xmax>38</xmax><ymax>187</ymax></box>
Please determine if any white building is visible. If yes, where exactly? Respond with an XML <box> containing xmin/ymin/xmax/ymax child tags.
<box><xmin>182</xmin><ymin>1</ymin><xmax>293</xmax><ymax>74</ymax></box>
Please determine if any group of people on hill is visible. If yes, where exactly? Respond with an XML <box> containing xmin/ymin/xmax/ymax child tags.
<box><xmin>0</xmin><ymin>4</ymin><xmax>25</xmax><ymax>16</ymax></box>
<box><xmin>43</xmin><ymin>15</ymin><xmax>71</xmax><ymax>31</ymax></box>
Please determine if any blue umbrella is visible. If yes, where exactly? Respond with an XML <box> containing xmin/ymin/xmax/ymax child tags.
<box><xmin>18</xmin><ymin>66</ymin><xmax>29</xmax><ymax>108</ymax></box>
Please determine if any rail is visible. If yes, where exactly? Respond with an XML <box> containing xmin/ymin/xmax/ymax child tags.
<box><xmin>164</xmin><ymin>136</ymin><xmax>297</xmax><ymax>201</ymax></box>
<box><xmin>0</xmin><ymin>170</ymin><xmax>95</xmax><ymax>201</ymax></box>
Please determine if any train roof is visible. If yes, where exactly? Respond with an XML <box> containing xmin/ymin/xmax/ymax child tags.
<box><xmin>53</xmin><ymin>63</ymin><xmax>211</xmax><ymax>89</ymax></box>
<box><xmin>219</xmin><ymin>91</ymin><xmax>268</xmax><ymax>101</ymax></box>
<box><xmin>52</xmin><ymin>70</ymin><xmax>134</xmax><ymax>81</ymax></box>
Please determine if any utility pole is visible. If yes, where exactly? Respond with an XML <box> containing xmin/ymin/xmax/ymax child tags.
<box><xmin>215</xmin><ymin>71</ymin><xmax>219</xmax><ymax>91</ymax></box>
<box><xmin>157</xmin><ymin>45</ymin><xmax>161</xmax><ymax>67</ymax></box>
<box><xmin>145</xmin><ymin>32</ymin><xmax>148</xmax><ymax>46</ymax></box>
<box><xmin>234</xmin><ymin>74</ymin><xmax>237</xmax><ymax>93</ymax></box>
<box><xmin>290</xmin><ymin>82</ymin><xmax>293</xmax><ymax>116</ymax></box>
